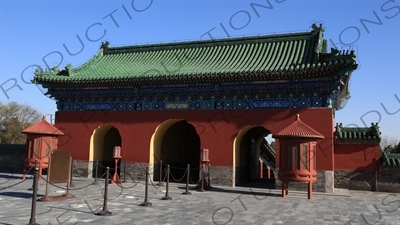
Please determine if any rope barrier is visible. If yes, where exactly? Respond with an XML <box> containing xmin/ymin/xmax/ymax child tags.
<box><xmin>149</xmin><ymin>174</ymin><xmax>162</xmax><ymax>189</ymax></box>
<box><xmin>0</xmin><ymin>178</ymin><xmax>28</xmax><ymax>191</ymax></box>
<box><xmin>13</xmin><ymin>161</ymin><xmax>203</xmax><ymax>194</ymax></box>
<box><xmin>190</xmin><ymin>173</ymin><xmax>201</xmax><ymax>185</ymax></box>
<box><xmin>168</xmin><ymin>165</ymin><xmax>187</xmax><ymax>170</ymax></box>
<box><xmin>25</xmin><ymin>166</ymin><xmax>34</xmax><ymax>176</ymax></box>
<box><xmin>113</xmin><ymin>174</ymin><xmax>141</xmax><ymax>189</ymax></box>
<box><xmin>122</xmin><ymin>165</ymin><xmax>139</xmax><ymax>174</ymax></box>
<box><xmin>39</xmin><ymin>172</ymin><xmax>107</xmax><ymax>191</ymax></box>
<box><xmin>97</xmin><ymin>162</ymin><xmax>120</xmax><ymax>170</ymax></box>
<box><xmin>169</xmin><ymin>167</ymin><xmax>188</xmax><ymax>182</ymax></box>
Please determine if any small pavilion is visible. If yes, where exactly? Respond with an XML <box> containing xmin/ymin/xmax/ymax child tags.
<box><xmin>21</xmin><ymin>116</ymin><xmax>64</xmax><ymax>180</ymax></box>
<box><xmin>273</xmin><ymin>114</ymin><xmax>324</xmax><ymax>199</ymax></box>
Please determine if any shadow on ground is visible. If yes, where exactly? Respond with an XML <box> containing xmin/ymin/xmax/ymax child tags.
<box><xmin>176</xmin><ymin>179</ymin><xmax>279</xmax><ymax>197</ymax></box>
<box><xmin>0</xmin><ymin>191</ymin><xmax>44</xmax><ymax>199</ymax></box>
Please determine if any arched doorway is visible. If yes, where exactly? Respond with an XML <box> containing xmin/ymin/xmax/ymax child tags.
<box><xmin>233</xmin><ymin>126</ymin><xmax>275</xmax><ymax>187</ymax></box>
<box><xmin>89</xmin><ymin>125</ymin><xmax>122</xmax><ymax>178</ymax></box>
<box><xmin>150</xmin><ymin>119</ymin><xmax>201</xmax><ymax>183</ymax></box>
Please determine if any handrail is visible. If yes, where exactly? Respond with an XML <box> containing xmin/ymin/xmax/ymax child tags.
<box><xmin>261</xmin><ymin>139</ymin><xmax>276</xmax><ymax>157</ymax></box>
<box><xmin>259</xmin><ymin>140</ymin><xmax>276</xmax><ymax>167</ymax></box>
<box><xmin>259</xmin><ymin>156</ymin><xmax>277</xmax><ymax>173</ymax></box>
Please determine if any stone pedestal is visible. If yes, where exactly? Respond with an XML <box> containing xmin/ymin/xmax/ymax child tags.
<box><xmin>324</xmin><ymin>170</ymin><xmax>334</xmax><ymax>193</ymax></box>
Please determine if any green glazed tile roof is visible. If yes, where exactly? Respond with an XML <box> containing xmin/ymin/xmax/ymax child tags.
<box><xmin>334</xmin><ymin>123</ymin><xmax>381</xmax><ymax>144</ymax></box>
<box><xmin>33</xmin><ymin>24</ymin><xmax>358</xmax><ymax>87</ymax></box>
<box><xmin>0</xmin><ymin>144</ymin><xmax>26</xmax><ymax>155</ymax></box>
<box><xmin>381</xmin><ymin>153</ymin><xmax>400</xmax><ymax>168</ymax></box>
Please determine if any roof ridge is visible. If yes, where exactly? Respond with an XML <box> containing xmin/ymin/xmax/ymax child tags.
<box><xmin>109</xmin><ymin>29</ymin><xmax>313</xmax><ymax>47</ymax></box>
<box><xmin>33</xmin><ymin>48</ymin><xmax>104</xmax><ymax>77</ymax></box>
<box><xmin>102</xmin><ymin>30</ymin><xmax>317</xmax><ymax>55</ymax></box>
<box><xmin>72</xmin><ymin>49</ymin><xmax>104</xmax><ymax>75</ymax></box>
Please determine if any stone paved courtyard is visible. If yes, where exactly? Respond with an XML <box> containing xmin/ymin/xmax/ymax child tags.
<box><xmin>0</xmin><ymin>173</ymin><xmax>399</xmax><ymax>225</ymax></box>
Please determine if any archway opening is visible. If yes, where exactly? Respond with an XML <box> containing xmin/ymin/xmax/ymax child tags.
<box><xmin>89</xmin><ymin>125</ymin><xmax>121</xmax><ymax>178</ymax></box>
<box><xmin>234</xmin><ymin>126</ymin><xmax>276</xmax><ymax>187</ymax></box>
<box><xmin>151</xmin><ymin>119</ymin><xmax>201</xmax><ymax>183</ymax></box>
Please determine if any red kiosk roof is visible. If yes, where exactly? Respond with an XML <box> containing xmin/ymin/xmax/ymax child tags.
<box><xmin>21</xmin><ymin>116</ymin><xmax>64</xmax><ymax>136</ymax></box>
<box><xmin>273</xmin><ymin>114</ymin><xmax>324</xmax><ymax>139</ymax></box>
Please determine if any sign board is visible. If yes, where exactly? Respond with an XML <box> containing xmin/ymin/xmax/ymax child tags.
<box><xmin>48</xmin><ymin>149</ymin><xmax>71</xmax><ymax>183</ymax></box>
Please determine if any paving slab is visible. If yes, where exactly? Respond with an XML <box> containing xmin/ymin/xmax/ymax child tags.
<box><xmin>0</xmin><ymin>173</ymin><xmax>399</xmax><ymax>225</ymax></box>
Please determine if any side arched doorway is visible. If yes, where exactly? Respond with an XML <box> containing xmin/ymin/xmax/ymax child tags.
<box><xmin>233</xmin><ymin>126</ymin><xmax>276</xmax><ymax>187</ymax></box>
<box><xmin>89</xmin><ymin>125</ymin><xmax>122</xmax><ymax>178</ymax></box>
<box><xmin>150</xmin><ymin>119</ymin><xmax>201</xmax><ymax>183</ymax></box>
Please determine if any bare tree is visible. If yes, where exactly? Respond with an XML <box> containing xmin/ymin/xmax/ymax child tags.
<box><xmin>380</xmin><ymin>135</ymin><xmax>400</xmax><ymax>153</ymax></box>
<box><xmin>0</xmin><ymin>101</ymin><xmax>43</xmax><ymax>144</ymax></box>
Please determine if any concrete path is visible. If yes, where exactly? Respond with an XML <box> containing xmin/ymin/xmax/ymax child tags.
<box><xmin>0</xmin><ymin>173</ymin><xmax>399</xmax><ymax>225</ymax></box>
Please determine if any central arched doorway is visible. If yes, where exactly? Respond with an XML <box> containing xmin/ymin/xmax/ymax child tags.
<box><xmin>89</xmin><ymin>125</ymin><xmax>122</xmax><ymax>178</ymax></box>
<box><xmin>150</xmin><ymin>119</ymin><xmax>201</xmax><ymax>183</ymax></box>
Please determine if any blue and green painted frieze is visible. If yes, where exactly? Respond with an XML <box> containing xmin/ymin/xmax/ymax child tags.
<box><xmin>52</xmin><ymin>80</ymin><xmax>334</xmax><ymax>111</ymax></box>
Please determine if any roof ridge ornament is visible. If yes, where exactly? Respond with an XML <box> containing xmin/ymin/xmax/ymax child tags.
<box><xmin>311</xmin><ymin>23</ymin><xmax>324</xmax><ymax>33</ymax></box>
<box><xmin>100</xmin><ymin>41</ymin><xmax>110</xmax><ymax>56</ymax></box>
<box><xmin>101</xmin><ymin>41</ymin><xmax>110</xmax><ymax>50</ymax></box>
<box><xmin>52</xmin><ymin>64</ymin><xmax>72</xmax><ymax>76</ymax></box>
<box><xmin>51</xmin><ymin>66</ymin><xmax>60</xmax><ymax>74</ymax></box>
<box><xmin>369</xmin><ymin>122</ymin><xmax>381</xmax><ymax>140</ymax></box>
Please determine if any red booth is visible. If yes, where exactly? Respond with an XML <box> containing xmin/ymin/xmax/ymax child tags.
<box><xmin>21</xmin><ymin>116</ymin><xmax>64</xmax><ymax>180</ymax></box>
<box><xmin>273</xmin><ymin>114</ymin><xmax>324</xmax><ymax>199</ymax></box>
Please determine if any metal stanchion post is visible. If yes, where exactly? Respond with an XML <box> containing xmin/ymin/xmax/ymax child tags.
<box><xmin>69</xmin><ymin>160</ymin><xmax>75</xmax><ymax>187</ymax></box>
<box><xmin>28</xmin><ymin>160</ymin><xmax>38</xmax><ymax>191</ymax></box>
<box><xmin>182</xmin><ymin>164</ymin><xmax>191</xmax><ymax>195</ymax></box>
<box><xmin>27</xmin><ymin>167</ymin><xmax>39</xmax><ymax>225</ymax></box>
<box><xmin>375</xmin><ymin>171</ymin><xmax>378</xmax><ymax>192</ymax></box>
<box><xmin>95</xmin><ymin>167</ymin><xmax>112</xmax><ymax>216</ymax></box>
<box><xmin>208</xmin><ymin>164</ymin><xmax>211</xmax><ymax>189</ymax></box>
<box><xmin>140</xmin><ymin>166</ymin><xmax>152</xmax><ymax>206</ymax></box>
<box><xmin>198</xmin><ymin>164</ymin><xmax>205</xmax><ymax>192</ymax></box>
<box><xmin>159</xmin><ymin>160</ymin><xmax>163</xmax><ymax>186</ymax></box>
<box><xmin>93</xmin><ymin>160</ymin><xmax>99</xmax><ymax>185</ymax></box>
<box><xmin>123</xmin><ymin>161</ymin><xmax>127</xmax><ymax>183</ymax></box>
<box><xmin>162</xmin><ymin>165</ymin><xmax>172</xmax><ymax>200</ymax></box>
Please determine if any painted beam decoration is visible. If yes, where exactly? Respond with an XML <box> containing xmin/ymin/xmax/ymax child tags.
<box><xmin>53</xmin><ymin>80</ymin><xmax>332</xmax><ymax>111</ymax></box>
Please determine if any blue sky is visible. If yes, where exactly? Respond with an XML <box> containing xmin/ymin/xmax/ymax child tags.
<box><xmin>1</xmin><ymin>0</ymin><xmax>399</xmax><ymax>139</ymax></box>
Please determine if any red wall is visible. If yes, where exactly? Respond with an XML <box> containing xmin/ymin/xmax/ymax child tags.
<box><xmin>334</xmin><ymin>143</ymin><xmax>381</xmax><ymax>171</ymax></box>
<box><xmin>54</xmin><ymin>108</ymin><xmax>334</xmax><ymax>170</ymax></box>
